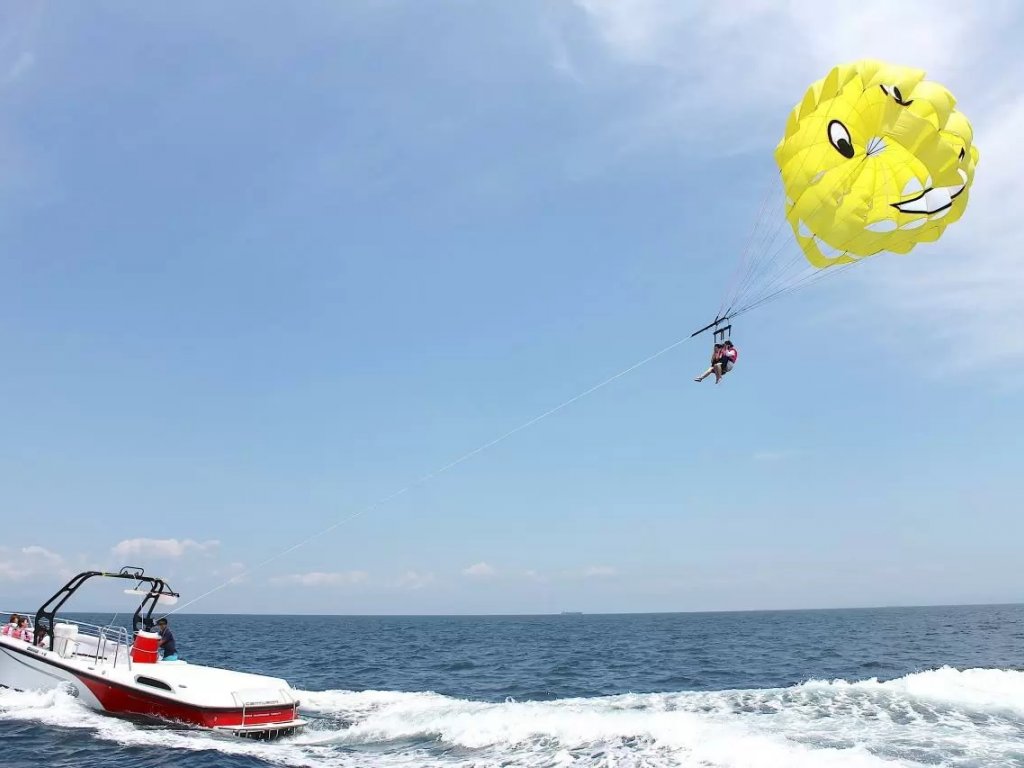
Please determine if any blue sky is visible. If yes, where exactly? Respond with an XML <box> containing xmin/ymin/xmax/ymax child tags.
<box><xmin>1</xmin><ymin>1</ymin><xmax>1023</xmax><ymax>614</ymax></box>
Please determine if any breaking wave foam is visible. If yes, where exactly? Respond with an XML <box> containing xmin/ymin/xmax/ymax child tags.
<box><xmin>3</xmin><ymin>667</ymin><xmax>1024</xmax><ymax>767</ymax></box>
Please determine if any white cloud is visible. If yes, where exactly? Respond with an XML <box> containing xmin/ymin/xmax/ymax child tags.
<box><xmin>112</xmin><ymin>538</ymin><xmax>220</xmax><ymax>559</ymax></box>
<box><xmin>1</xmin><ymin>4</ymin><xmax>42</xmax><ymax>88</ymax></box>
<box><xmin>272</xmin><ymin>571</ymin><xmax>369</xmax><ymax>588</ymax></box>
<box><xmin>541</xmin><ymin>14</ymin><xmax>583</xmax><ymax>85</ymax></box>
<box><xmin>753</xmin><ymin>450</ymin><xmax>796</xmax><ymax>462</ymax></box>
<box><xmin>0</xmin><ymin>545</ymin><xmax>67</xmax><ymax>583</ymax></box>
<box><xmin>2</xmin><ymin>51</ymin><xmax>34</xmax><ymax>86</ymax></box>
<box><xmin>462</xmin><ymin>561</ymin><xmax>496</xmax><ymax>577</ymax></box>
<box><xmin>397</xmin><ymin>570</ymin><xmax>435</xmax><ymax>590</ymax></box>
<box><xmin>20</xmin><ymin>545</ymin><xmax>63</xmax><ymax>564</ymax></box>
<box><xmin>212</xmin><ymin>561</ymin><xmax>249</xmax><ymax>585</ymax></box>
<box><xmin>529</xmin><ymin>565</ymin><xmax>618</xmax><ymax>580</ymax></box>
<box><xmin>573</xmin><ymin>0</ymin><xmax>1005</xmax><ymax>100</ymax></box>
<box><xmin>565</xmin><ymin>0</ymin><xmax>1016</xmax><ymax>159</ymax></box>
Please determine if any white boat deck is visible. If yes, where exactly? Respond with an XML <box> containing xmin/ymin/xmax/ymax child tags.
<box><xmin>1</xmin><ymin>613</ymin><xmax>296</xmax><ymax>709</ymax></box>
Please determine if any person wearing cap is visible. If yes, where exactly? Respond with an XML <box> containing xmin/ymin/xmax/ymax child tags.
<box><xmin>156</xmin><ymin>618</ymin><xmax>179</xmax><ymax>661</ymax></box>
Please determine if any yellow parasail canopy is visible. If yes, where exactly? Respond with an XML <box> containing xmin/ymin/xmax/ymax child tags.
<box><xmin>775</xmin><ymin>59</ymin><xmax>979</xmax><ymax>269</ymax></box>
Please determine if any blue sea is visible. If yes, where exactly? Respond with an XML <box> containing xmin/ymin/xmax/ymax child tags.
<box><xmin>2</xmin><ymin>606</ymin><xmax>1024</xmax><ymax>767</ymax></box>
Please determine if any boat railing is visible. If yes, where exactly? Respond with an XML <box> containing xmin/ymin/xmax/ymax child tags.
<box><xmin>43</xmin><ymin>617</ymin><xmax>134</xmax><ymax>670</ymax></box>
<box><xmin>0</xmin><ymin>609</ymin><xmax>33</xmax><ymax>624</ymax></box>
<box><xmin>2</xmin><ymin>612</ymin><xmax>148</xmax><ymax>671</ymax></box>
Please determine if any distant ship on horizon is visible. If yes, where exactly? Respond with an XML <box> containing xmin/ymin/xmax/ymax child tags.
<box><xmin>559</xmin><ymin>611</ymin><xmax>583</xmax><ymax>615</ymax></box>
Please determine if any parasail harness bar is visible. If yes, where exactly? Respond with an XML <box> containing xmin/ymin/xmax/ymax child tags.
<box><xmin>690</xmin><ymin>316</ymin><xmax>732</xmax><ymax>343</ymax></box>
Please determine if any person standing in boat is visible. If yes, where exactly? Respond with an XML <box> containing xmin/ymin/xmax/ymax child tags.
<box><xmin>156</xmin><ymin>618</ymin><xmax>179</xmax><ymax>661</ymax></box>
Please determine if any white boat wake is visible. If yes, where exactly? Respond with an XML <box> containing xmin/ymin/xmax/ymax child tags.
<box><xmin>4</xmin><ymin>666</ymin><xmax>1024</xmax><ymax>767</ymax></box>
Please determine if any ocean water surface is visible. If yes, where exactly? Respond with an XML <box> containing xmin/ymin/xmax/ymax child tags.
<box><xmin>2</xmin><ymin>605</ymin><xmax>1024</xmax><ymax>767</ymax></box>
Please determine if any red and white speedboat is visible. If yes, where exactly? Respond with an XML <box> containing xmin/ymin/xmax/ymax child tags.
<box><xmin>0</xmin><ymin>567</ymin><xmax>306</xmax><ymax>739</ymax></box>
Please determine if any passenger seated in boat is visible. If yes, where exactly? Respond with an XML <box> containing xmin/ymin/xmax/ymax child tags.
<box><xmin>1</xmin><ymin>614</ymin><xmax>19</xmax><ymax>637</ymax></box>
<box><xmin>15</xmin><ymin>616</ymin><xmax>33</xmax><ymax>643</ymax></box>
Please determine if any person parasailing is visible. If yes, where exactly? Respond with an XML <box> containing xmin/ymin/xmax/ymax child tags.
<box><xmin>694</xmin><ymin>339</ymin><xmax>738</xmax><ymax>384</ymax></box>
<box><xmin>694</xmin><ymin>342</ymin><xmax>723</xmax><ymax>383</ymax></box>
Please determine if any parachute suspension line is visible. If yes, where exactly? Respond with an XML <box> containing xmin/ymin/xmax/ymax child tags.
<box><xmin>731</xmin><ymin>226</ymin><xmax>860</xmax><ymax>317</ymax></box>
<box><xmin>722</xmin><ymin>93</ymin><xmax>849</xmax><ymax>315</ymax></box>
<box><xmin>731</xmin><ymin>143</ymin><xmax>892</xmax><ymax>317</ymax></box>
<box><xmin>717</xmin><ymin>174</ymin><xmax>783</xmax><ymax>319</ymax></box>
<box><xmin>722</xmin><ymin>181</ymin><xmax>791</xmax><ymax>317</ymax></box>
<box><xmin>164</xmin><ymin>332</ymin><xmax>697</xmax><ymax>617</ymax></box>
<box><xmin>722</xmin><ymin>75</ymin><xmax>875</xmax><ymax>320</ymax></box>
<box><xmin>726</xmin><ymin>150</ymin><xmax>871</xmax><ymax>317</ymax></box>
<box><xmin>731</xmin><ymin>205</ymin><xmax>823</xmax><ymax>312</ymax></box>
<box><xmin>726</xmin><ymin>188</ymin><xmax>793</xmax><ymax>312</ymax></box>
<box><xmin>730</xmin><ymin>259</ymin><xmax>861</xmax><ymax>320</ymax></box>
<box><xmin>726</xmin><ymin>214</ymin><xmax>815</xmax><ymax>314</ymax></box>
<box><xmin>723</xmin><ymin>192</ymin><xmax>812</xmax><ymax>314</ymax></box>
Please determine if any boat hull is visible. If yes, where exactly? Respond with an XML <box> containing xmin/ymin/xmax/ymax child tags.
<box><xmin>0</xmin><ymin>639</ymin><xmax>305</xmax><ymax>739</ymax></box>
<box><xmin>0</xmin><ymin>641</ymin><xmax>105</xmax><ymax>707</ymax></box>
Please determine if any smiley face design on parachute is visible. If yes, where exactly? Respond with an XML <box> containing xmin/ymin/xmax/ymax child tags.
<box><xmin>775</xmin><ymin>59</ymin><xmax>979</xmax><ymax>268</ymax></box>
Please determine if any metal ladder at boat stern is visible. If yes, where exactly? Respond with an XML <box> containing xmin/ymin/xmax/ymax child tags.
<box><xmin>231</xmin><ymin>688</ymin><xmax>296</xmax><ymax>731</ymax></box>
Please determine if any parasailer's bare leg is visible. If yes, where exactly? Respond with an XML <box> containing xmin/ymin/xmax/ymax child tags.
<box><xmin>713</xmin><ymin>362</ymin><xmax>723</xmax><ymax>384</ymax></box>
<box><xmin>695</xmin><ymin>367</ymin><xmax>714</xmax><ymax>382</ymax></box>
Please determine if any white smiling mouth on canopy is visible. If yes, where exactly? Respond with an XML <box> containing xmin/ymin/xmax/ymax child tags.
<box><xmin>891</xmin><ymin>169</ymin><xmax>968</xmax><ymax>215</ymax></box>
<box><xmin>793</xmin><ymin>170</ymin><xmax>969</xmax><ymax>259</ymax></box>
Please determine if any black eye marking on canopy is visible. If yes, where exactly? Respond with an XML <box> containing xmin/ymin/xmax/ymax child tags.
<box><xmin>879</xmin><ymin>84</ymin><xmax>914</xmax><ymax>107</ymax></box>
<box><xmin>827</xmin><ymin>120</ymin><xmax>855</xmax><ymax>159</ymax></box>
<box><xmin>959</xmin><ymin>147</ymin><xmax>966</xmax><ymax>160</ymax></box>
